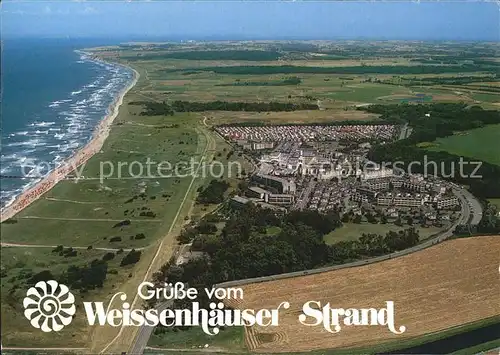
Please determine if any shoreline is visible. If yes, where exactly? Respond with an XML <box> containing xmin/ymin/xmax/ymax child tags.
<box><xmin>0</xmin><ymin>56</ymin><xmax>140</xmax><ymax>223</ymax></box>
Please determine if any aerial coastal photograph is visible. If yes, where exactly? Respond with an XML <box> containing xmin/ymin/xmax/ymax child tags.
<box><xmin>0</xmin><ymin>1</ymin><xmax>499</xmax><ymax>354</ymax></box>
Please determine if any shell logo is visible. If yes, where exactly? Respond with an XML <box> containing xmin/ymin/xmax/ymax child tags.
<box><xmin>23</xmin><ymin>280</ymin><xmax>76</xmax><ymax>332</ymax></box>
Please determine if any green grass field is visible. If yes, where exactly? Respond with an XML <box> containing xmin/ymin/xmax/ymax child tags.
<box><xmin>471</xmin><ymin>92</ymin><xmax>500</xmax><ymax>103</ymax></box>
<box><xmin>0</xmin><ymin>246</ymin><xmax>132</xmax><ymax>346</ymax></box>
<box><xmin>148</xmin><ymin>325</ymin><xmax>245</xmax><ymax>351</ymax></box>
<box><xmin>428</xmin><ymin>124</ymin><xmax>500</xmax><ymax>166</ymax></box>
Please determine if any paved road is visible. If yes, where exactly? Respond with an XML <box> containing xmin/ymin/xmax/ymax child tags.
<box><xmin>293</xmin><ymin>179</ymin><xmax>316</xmax><ymax>210</ymax></box>
<box><xmin>459</xmin><ymin>187</ymin><xmax>483</xmax><ymax>225</ymax></box>
<box><xmin>128</xmin><ymin>301</ymin><xmax>174</xmax><ymax>355</ymax></box>
<box><xmin>398</xmin><ymin>123</ymin><xmax>411</xmax><ymax>140</ymax></box>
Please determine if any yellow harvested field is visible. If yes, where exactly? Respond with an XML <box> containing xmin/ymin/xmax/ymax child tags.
<box><xmin>227</xmin><ymin>236</ymin><xmax>500</xmax><ymax>353</ymax></box>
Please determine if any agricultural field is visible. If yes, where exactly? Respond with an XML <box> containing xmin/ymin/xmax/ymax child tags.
<box><xmin>225</xmin><ymin>236</ymin><xmax>500</xmax><ymax>353</ymax></box>
<box><xmin>102</xmin><ymin>41</ymin><xmax>500</xmax><ymax>127</ymax></box>
<box><xmin>426</xmin><ymin>124</ymin><xmax>500</xmax><ymax>166</ymax></box>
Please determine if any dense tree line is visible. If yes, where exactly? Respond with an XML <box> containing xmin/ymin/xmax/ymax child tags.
<box><xmin>359</xmin><ymin>103</ymin><xmax>500</xmax><ymax>199</ymax></box>
<box><xmin>170</xmin><ymin>100</ymin><xmax>318</xmax><ymax>112</ymax></box>
<box><xmin>380</xmin><ymin>75</ymin><xmax>498</xmax><ymax>87</ymax></box>
<box><xmin>123</xmin><ymin>50</ymin><xmax>281</xmax><ymax>62</ymax></box>
<box><xmin>131</xmin><ymin>100</ymin><xmax>319</xmax><ymax>116</ymax></box>
<box><xmin>464</xmin><ymin>85</ymin><xmax>500</xmax><ymax>93</ymax></box>
<box><xmin>167</xmin><ymin>64</ymin><xmax>497</xmax><ymax>75</ymax></box>
<box><xmin>196</xmin><ymin>179</ymin><xmax>230</xmax><ymax>204</ymax></box>
<box><xmin>60</xmin><ymin>259</ymin><xmax>108</xmax><ymax>291</ymax></box>
<box><xmin>216</xmin><ymin>76</ymin><xmax>302</xmax><ymax>87</ymax></box>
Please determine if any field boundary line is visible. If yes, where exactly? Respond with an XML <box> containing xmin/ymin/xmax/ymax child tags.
<box><xmin>18</xmin><ymin>216</ymin><xmax>162</xmax><ymax>223</ymax></box>
<box><xmin>0</xmin><ymin>242</ymin><xmax>147</xmax><ymax>252</ymax></box>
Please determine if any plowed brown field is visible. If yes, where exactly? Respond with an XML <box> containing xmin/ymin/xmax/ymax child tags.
<box><xmin>226</xmin><ymin>236</ymin><xmax>500</xmax><ymax>353</ymax></box>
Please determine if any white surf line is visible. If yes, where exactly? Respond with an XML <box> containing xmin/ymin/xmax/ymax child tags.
<box><xmin>19</xmin><ymin>216</ymin><xmax>162</xmax><ymax>222</ymax></box>
<box><xmin>0</xmin><ymin>66</ymin><xmax>140</xmax><ymax>223</ymax></box>
<box><xmin>100</xmin><ymin>126</ymin><xmax>210</xmax><ymax>354</ymax></box>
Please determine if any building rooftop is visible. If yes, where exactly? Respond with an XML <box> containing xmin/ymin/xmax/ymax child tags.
<box><xmin>231</xmin><ymin>195</ymin><xmax>250</xmax><ymax>204</ymax></box>
<box><xmin>249</xmin><ymin>186</ymin><xmax>271</xmax><ymax>195</ymax></box>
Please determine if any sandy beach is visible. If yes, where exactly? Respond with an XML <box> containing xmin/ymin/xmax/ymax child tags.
<box><xmin>0</xmin><ymin>60</ymin><xmax>139</xmax><ymax>223</ymax></box>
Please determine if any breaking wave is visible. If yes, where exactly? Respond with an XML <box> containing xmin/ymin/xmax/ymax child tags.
<box><xmin>1</xmin><ymin>50</ymin><xmax>135</xmax><ymax>208</ymax></box>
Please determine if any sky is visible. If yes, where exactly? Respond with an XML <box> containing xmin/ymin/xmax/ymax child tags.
<box><xmin>2</xmin><ymin>1</ymin><xmax>499</xmax><ymax>41</ymax></box>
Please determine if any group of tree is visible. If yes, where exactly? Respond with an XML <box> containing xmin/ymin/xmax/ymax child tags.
<box><xmin>120</xmin><ymin>249</ymin><xmax>142</xmax><ymax>266</ymax></box>
<box><xmin>196</xmin><ymin>179</ymin><xmax>230</xmax><ymax>205</ymax></box>
<box><xmin>59</xmin><ymin>259</ymin><xmax>108</xmax><ymax>291</ymax></box>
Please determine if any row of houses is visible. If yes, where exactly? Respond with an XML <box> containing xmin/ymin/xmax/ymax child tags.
<box><xmin>216</xmin><ymin>124</ymin><xmax>398</xmax><ymax>143</ymax></box>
